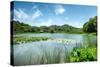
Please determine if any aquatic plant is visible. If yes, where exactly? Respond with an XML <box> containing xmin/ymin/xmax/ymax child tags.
<box><xmin>13</xmin><ymin>36</ymin><xmax>50</xmax><ymax>44</ymax></box>
<box><xmin>48</xmin><ymin>39</ymin><xmax>81</xmax><ymax>45</ymax></box>
<box><xmin>70</xmin><ymin>47</ymin><xmax>97</xmax><ymax>62</ymax></box>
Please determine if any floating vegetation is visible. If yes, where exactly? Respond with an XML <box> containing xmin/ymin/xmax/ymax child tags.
<box><xmin>12</xmin><ymin>33</ymin><xmax>97</xmax><ymax>65</ymax></box>
<box><xmin>13</xmin><ymin>36</ymin><xmax>50</xmax><ymax>44</ymax></box>
<box><xmin>13</xmin><ymin>36</ymin><xmax>82</xmax><ymax>45</ymax></box>
<box><xmin>48</xmin><ymin>39</ymin><xmax>82</xmax><ymax>45</ymax></box>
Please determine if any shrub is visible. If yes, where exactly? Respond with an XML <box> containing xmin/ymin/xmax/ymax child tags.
<box><xmin>70</xmin><ymin>47</ymin><xmax>97</xmax><ymax>62</ymax></box>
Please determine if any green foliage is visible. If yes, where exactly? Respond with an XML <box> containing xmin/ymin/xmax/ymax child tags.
<box><xmin>11</xmin><ymin>21</ymin><xmax>82</xmax><ymax>34</ymax></box>
<box><xmin>83</xmin><ymin>16</ymin><xmax>97</xmax><ymax>33</ymax></box>
<box><xmin>12</xmin><ymin>21</ymin><xmax>34</xmax><ymax>33</ymax></box>
<box><xmin>70</xmin><ymin>47</ymin><xmax>97</xmax><ymax>62</ymax></box>
<box><xmin>13</xmin><ymin>36</ymin><xmax>49</xmax><ymax>44</ymax></box>
<box><xmin>12</xmin><ymin>16</ymin><xmax>97</xmax><ymax>34</ymax></box>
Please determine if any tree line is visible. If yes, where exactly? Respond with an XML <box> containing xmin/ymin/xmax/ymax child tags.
<box><xmin>11</xmin><ymin>21</ymin><xmax>82</xmax><ymax>34</ymax></box>
<box><xmin>11</xmin><ymin>16</ymin><xmax>97</xmax><ymax>34</ymax></box>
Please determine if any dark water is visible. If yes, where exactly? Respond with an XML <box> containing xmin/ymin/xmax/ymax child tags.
<box><xmin>12</xmin><ymin>33</ymin><xmax>97</xmax><ymax>66</ymax></box>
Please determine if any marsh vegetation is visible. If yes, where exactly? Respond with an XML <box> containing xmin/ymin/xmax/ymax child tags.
<box><xmin>11</xmin><ymin>14</ymin><xmax>97</xmax><ymax>66</ymax></box>
<box><xmin>13</xmin><ymin>36</ymin><xmax>50</xmax><ymax>44</ymax></box>
<box><xmin>12</xmin><ymin>33</ymin><xmax>97</xmax><ymax>65</ymax></box>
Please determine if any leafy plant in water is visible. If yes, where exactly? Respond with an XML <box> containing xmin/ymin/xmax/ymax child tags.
<box><xmin>70</xmin><ymin>47</ymin><xmax>97</xmax><ymax>62</ymax></box>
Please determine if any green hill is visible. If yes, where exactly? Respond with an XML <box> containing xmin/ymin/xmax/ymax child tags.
<box><xmin>11</xmin><ymin>21</ymin><xmax>82</xmax><ymax>34</ymax></box>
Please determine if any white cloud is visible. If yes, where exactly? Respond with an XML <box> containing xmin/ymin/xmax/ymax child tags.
<box><xmin>32</xmin><ymin>5</ymin><xmax>37</xmax><ymax>10</ymax></box>
<box><xmin>55</xmin><ymin>5</ymin><xmax>66</xmax><ymax>15</ymax></box>
<box><xmin>31</xmin><ymin>9</ymin><xmax>43</xmax><ymax>21</ymax></box>
<box><xmin>13</xmin><ymin>8</ymin><xmax>43</xmax><ymax>23</ymax></box>
<box><xmin>14</xmin><ymin>9</ymin><xmax>29</xmax><ymax>22</ymax></box>
<box><xmin>45</xmin><ymin>19</ymin><xmax>53</xmax><ymax>26</ymax></box>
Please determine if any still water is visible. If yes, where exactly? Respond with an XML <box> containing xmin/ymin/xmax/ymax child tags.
<box><xmin>12</xmin><ymin>33</ymin><xmax>97</xmax><ymax>66</ymax></box>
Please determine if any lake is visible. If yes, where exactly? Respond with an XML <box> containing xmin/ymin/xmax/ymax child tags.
<box><xmin>12</xmin><ymin>33</ymin><xmax>97</xmax><ymax>66</ymax></box>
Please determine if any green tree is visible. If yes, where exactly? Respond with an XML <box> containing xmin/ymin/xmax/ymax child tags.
<box><xmin>83</xmin><ymin>16</ymin><xmax>97</xmax><ymax>33</ymax></box>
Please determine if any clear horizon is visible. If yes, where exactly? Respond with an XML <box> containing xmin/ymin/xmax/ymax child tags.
<box><xmin>12</xmin><ymin>1</ymin><xmax>97</xmax><ymax>28</ymax></box>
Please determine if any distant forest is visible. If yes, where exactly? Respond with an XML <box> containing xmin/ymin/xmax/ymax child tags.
<box><xmin>11</xmin><ymin>16</ymin><xmax>97</xmax><ymax>34</ymax></box>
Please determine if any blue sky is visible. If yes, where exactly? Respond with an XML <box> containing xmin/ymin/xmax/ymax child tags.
<box><xmin>12</xmin><ymin>1</ymin><xmax>97</xmax><ymax>28</ymax></box>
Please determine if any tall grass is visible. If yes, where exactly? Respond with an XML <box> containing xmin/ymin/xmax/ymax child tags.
<box><xmin>13</xmin><ymin>42</ymin><xmax>71</xmax><ymax>65</ymax></box>
<box><xmin>13</xmin><ymin>37</ymin><xmax>96</xmax><ymax>65</ymax></box>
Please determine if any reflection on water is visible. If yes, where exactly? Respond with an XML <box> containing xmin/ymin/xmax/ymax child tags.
<box><xmin>12</xmin><ymin>33</ymin><xmax>97</xmax><ymax>65</ymax></box>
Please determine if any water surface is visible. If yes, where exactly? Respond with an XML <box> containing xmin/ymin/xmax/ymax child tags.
<box><xmin>12</xmin><ymin>33</ymin><xmax>97</xmax><ymax>65</ymax></box>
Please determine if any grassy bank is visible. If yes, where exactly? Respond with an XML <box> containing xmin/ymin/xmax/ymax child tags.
<box><xmin>82</xmin><ymin>32</ymin><xmax>97</xmax><ymax>36</ymax></box>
